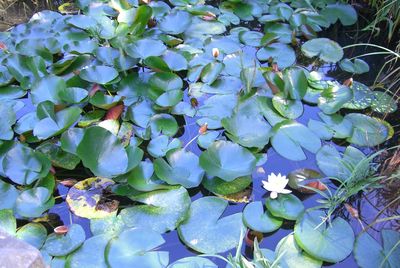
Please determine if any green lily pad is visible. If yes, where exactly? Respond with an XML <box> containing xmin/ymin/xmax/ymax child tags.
<box><xmin>30</xmin><ymin>75</ymin><xmax>66</xmax><ymax>105</ymax></box>
<box><xmin>36</xmin><ymin>141</ymin><xmax>80</xmax><ymax>170</ymax></box>
<box><xmin>202</xmin><ymin>175</ymin><xmax>252</xmax><ymax>195</ymax></box>
<box><xmin>66</xmin><ymin>177</ymin><xmax>118</xmax><ymax>219</ymax></box>
<box><xmin>167</xmin><ymin>257</ymin><xmax>217</xmax><ymax>268</ymax></box>
<box><xmin>345</xmin><ymin>113</ymin><xmax>392</xmax><ymax>146</ymax></box>
<box><xmin>33</xmin><ymin>105</ymin><xmax>82</xmax><ymax>140</ymax></box>
<box><xmin>222</xmin><ymin>113</ymin><xmax>271</xmax><ymax>149</ymax></box>
<box><xmin>294</xmin><ymin>210</ymin><xmax>354</xmax><ymax>263</ymax></box>
<box><xmin>147</xmin><ymin>135</ymin><xmax>181</xmax><ymax>158</ymax></box>
<box><xmin>199</xmin><ymin>140</ymin><xmax>257</xmax><ymax>181</ymax></box>
<box><xmin>273</xmin><ymin>234</ymin><xmax>322</xmax><ymax>268</ymax></box>
<box><xmin>90</xmin><ymin>214</ymin><xmax>126</xmax><ymax>237</ymax></box>
<box><xmin>105</xmin><ymin>228</ymin><xmax>169</xmax><ymax>268</ymax></box>
<box><xmin>15</xmin><ymin>187</ymin><xmax>55</xmax><ymax>218</ymax></box>
<box><xmin>120</xmin><ymin>186</ymin><xmax>190</xmax><ymax>233</ymax></box>
<box><xmin>43</xmin><ymin>224</ymin><xmax>86</xmax><ymax>257</ymax></box>
<box><xmin>370</xmin><ymin>91</ymin><xmax>398</xmax><ymax>114</ymax></box>
<box><xmin>243</xmin><ymin>201</ymin><xmax>283</xmax><ymax>233</ymax></box>
<box><xmin>0</xmin><ymin>209</ymin><xmax>16</xmax><ymax>235</ymax></box>
<box><xmin>316</xmin><ymin>144</ymin><xmax>367</xmax><ymax>182</ymax></box>
<box><xmin>159</xmin><ymin>10</ymin><xmax>191</xmax><ymax>35</ymax></box>
<box><xmin>154</xmin><ymin>149</ymin><xmax>204</xmax><ymax>188</ymax></box>
<box><xmin>354</xmin><ymin>229</ymin><xmax>400</xmax><ymax>268</ymax></box>
<box><xmin>343</xmin><ymin>81</ymin><xmax>374</xmax><ymax>109</ymax></box>
<box><xmin>66</xmin><ymin>234</ymin><xmax>111</xmax><ymax>268</ymax></box>
<box><xmin>321</xmin><ymin>3</ymin><xmax>357</xmax><ymax>26</ymax></box>
<box><xmin>76</xmin><ymin>126</ymin><xmax>131</xmax><ymax>177</ymax></box>
<box><xmin>3</xmin><ymin>143</ymin><xmax>51</xmax><ymax>185</ymax></box>
<box><xmin>16</xmin><ymin>223</ymin><xmax>47</xmax><ymax>249</ymax></box>
<box><xmin>287</xmin><ymin>168</ymin><xmax>323</xmax><ymax>192</ymax></box>
<box><xmin>271</xmin><ymin>120</ymin><xmax>321</xmax><ymax>161</ymax></box>
<box><xmin>0</xmin><ymin>181</ymin><xmax>19</xmax><ymax>210</ymax></box>
<box><xmin>125</xmin><ymin>38</ymin><xmax>167</xmax><ymax>59</ymax></box>
<box><xmin>79</xmin><ymin>66</ymin><xmax>119</xmax><ymax>84</ymax></box>
<box><xmin>150</xmin><ymin>114</ymin><xmax>179</xmax><ymax>137</ymax></box>
<box><xmin>272</xmin><ymin>95</ymin><xmax>304</xmax><ymax>119</ymax></box>
<box><xmin>257</xmin><ymin>43</ymin><xmax>296</xmax><ymax>68</ymax></box>
<box><xmin>301</xmin><ymin>38</ymin><xmax>343</xmax><ymax>63</ymax></box>
<box><xmin>201</xmin><ymin>62</ymin><xmax>225</xmax><ymax>85</ymax></box>
<box><xmin>177</xmin><ymin>196</ymin><xmax>245</xmax><ymax>254</ymax></box>
<box><xmin>339</xmin><ymin>58</ymin><xmax>369</xmax><ymax>74</ymax></box>
<box><xmin>318</xmin><ymin>84</ymin><xmax>353</xmax><ymax>114</ymax></box>
<box><xmin>265</xmin><ymin>194</ymin><xmax>304</xmax><ymax>220</ymax></box>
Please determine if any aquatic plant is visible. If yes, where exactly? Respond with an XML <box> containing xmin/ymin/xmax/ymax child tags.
<box><xmin>0</xmin><ymin>0</ymin><xmax>398</xmax><ymax>267</ymax></box>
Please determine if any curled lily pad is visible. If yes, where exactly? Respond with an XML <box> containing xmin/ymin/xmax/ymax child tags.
<box><xmin>105</xmin><ymin>228</ymin><xmax>169</xmax><ymax>268</ymax></box>
<box><xmin>43</xmin><ymin>224</ymin><xmax>86</xmax><ymax>257</ymax></box>
<box><xmin>294</xmin><ymin>210</ymin><xmax>354</xmax><ymax>263</ymax></box>
<box><xmin>243</xmin><ymin>201</ymin><xmax>283</xmax><ymax>233</ymax></box>
<box><xmin>120</xmin><ymin>187</ymin><xmax>190</xmax><ymax>233</ymax></box>
<box><xmin>178</xmin><ymin>196</ymin><xmax>245</xmax><ymax>254</ymax></box>
<box><xmin>66</xmin><ymin>177</ymin><xmax>118</xmax><ymax>219</ymax></box>
<box><xmin>301</xmin><ymin>38</ymin><xmax>343</xmax><ymax>63</ymax></box>
<box><xmin>265</xmin><ymin>194</ymin><xmax>304</xmax><ymax>220</ymax></box>
<box><xmin>199</xmin><ymin>140</ymin><xmax>257</xmax><ymax>182</ymax></box>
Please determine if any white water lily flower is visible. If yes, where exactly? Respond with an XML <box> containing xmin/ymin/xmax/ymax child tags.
<box><xmin>262</xmin><ymin>172</ymin><xmax>292</xmax><ymax>199</ymax></box>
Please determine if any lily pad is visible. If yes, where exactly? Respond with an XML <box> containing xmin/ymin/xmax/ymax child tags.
<box><xmin>66</xmin><ymin>234</ymin><xmax>111</xmax><ymax>268</ymax></box>
<box><xmin>120</xmin><ymin>187</ymin><xmax>190</xmax><ymax>233</ymax></box>
<box><xmin>159</xmin><ymin>10</ymin><xmax>191</xmax><ymax>35</ymax></box>
<box><xmin>66</xmin><ymin>177</ymin><xmax>118</xmax><ymax>219</ymax></box>
<box><xmin>154</xmin><ymin>149</ymin><xmax>204</xmax><ymax>188</ymax></box>
<box><xmin>370</xmin><ymin>91</ymin><xmax>398</xmax><ymax>114</ymax></box>
<box><xmin>15</xmin><ymin>187</ymin><xmax>55</xmax><ymax>218</ymax></box>
<box><xmin>178</xmin><ymin>196</ymin><xmax>245</xmax><ymax>254</ymax></box>
<box><xmin>167</xmin><ymin>257</ymin><xmax>217</xmax><ymax>268</ymax></box>
<box><xmin>199</xmin><ymin>140</ymin><xmax>257</xmax><ymax>182</ymax></box>
<box><xmin>354</xmin><ymin>229</ymin><xmax>400</xmax><ymax>268</ymax></box>
<box><xmin>16</xmin><ymin>223</ymin><xmax>47</xmax><ymax>249</ymax></box>
<box><xmin>79</xmin><ymin>66</ymin><xmax>119</xmax><ymax>84</ymax></box>
<box><xmin>43</xmin><ymin>224</ymin><xmax>86</xmax><ymax>257</ymax></box>
<box><xmin>265</xmin><ymin>194</ymin><xmax>304</xmax><ymax>220</ymax></box>
<box><xmin>257</xmin><ymin>43</ymin><xmax>296</xmax><ymax>68</ymax></box>
<box><xmin>271</xmin><ymin>120</ymin><xmax>321</xmax><ymax>161</ymax></box>
<box><xmin>243</xmin><ymin>201</ymin><xmax>283</xmax><ymax>233</ymax></box>
<box><xmin>105</xmin><ymin>228</ymin><xmax>169</xmax><ymax>268</ymax></box>
<box><xmin>301</xmin><ymin>38</ymin><xmax>343</xmax><ymax>63</ymax></box>
<box><xmin>345</xmin><ymin>113</ymin><xmax>392</xmax><ymax>146</ymax></box>
<box><xmin>318</xmin><ymin>85</ymin><xmax>352</xmax><ymax>114</ymax></box>
<box><xmin>272</xmin><ymin>95</ymin><xmax>304</xmax><ymax>119</ymax></box>
<box><xmin>202</xmin><ymin>175</ymin><xmax>252</xmax><ymax>196</ymax></box>
<box><xmin>294</xmin><ymin>210</ymin><xmax>354</xmax><ymax>263</ymax></box>
<box><xmin>339</xmin><ymin>58</ymin><xmax>369</xmax><ymax>74</ymax></box>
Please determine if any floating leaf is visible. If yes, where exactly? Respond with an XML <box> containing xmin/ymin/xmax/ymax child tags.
<box><xmin>120</xmin><ymin>187</ymin><xmax>190</xmax><ymax>233</ymax></box>
<box><xmin>339</xmin><ymin>58</ymin><xmax>369</xmax><ymax>74</ymax></box>
<box><xmin>354</xmin><ymin>229</ymin><xmax>400</xmax><ymax>268</ymax></box>
<box><xmin>79</xmin><ymin>66</ymin><xmax>119</xmax><ymax>84</ymax></box>
<box><xmin>167</xmin><ymin>257</ymin><xmax>217</xmax><ymax>268</ymax></box>
<box><xmin>66</xmin><ymin>234</ymin><xmax>111</xmax><ymax>268</ymax></box>
<box><xmin>105</xmin><ymin>228</ymin><xmax>169</xmax><ymax>268</ymax></box>
<box><xmin>257</xmin><ymin>43</ymin><xmax>295</xmax><ymax>68</ymax></box>
<box><xmin>318</xmin><ymin>84</ymin><xmax>352</xmax><ymax>114</ymax></box>
<box><xmin>301</xmin><ymin>38</ymin><xmax>343</xmax><ymax>63</ymax></box>
<box><xmin>271</xmin><ymin>120</ymin><xmax>321</xmax><ymax>161</ymax></box>
<box><xmin>15</xmin><ymin>187</ymin><xmax>55</xmax><ymax>218</ymax></box>
<box><xmin>178</xmin><ymin>196</ymin><xmax>245</xmax><ymax>254</ymax></box>
<box><xmin>265</xmin><ymin>194</ymin><xmax>304</xmax><ymax>220</ymax></box>
<box><xmin>202</xmin><ymin>176</ymin><xmax>252</xmax><ymax>195</ymax></box>
<box><xmin>154</xmin><ymin>149</ymin><xmax>204</xmax><ymax>188</ymax></box>
<box><xmin>243</xmin><ymin>201</ymin><xmax>283</xmax><ymax>233</ymax></box>
<box><xmin>43</xmin><ymin>224</ymin><xmax>86</xmax><ymax>257</ymax></box>
<box><xmin>16</xmin><ymin>223</ymin><xmax>47</xmax><ymax>249</ymax></box>
<box><xmin>345</xmin><ymin>113</ymin><xmax>392</xmax><ymax>146</ymax></box>
<box><xmin>370</xmin><ymin>91</ymin><xmax>398</xmax><ymax>114</ymax></box>
<box><xmin>199</xmin><ymin>140</ymin><xmax>257</xmax><ymax>181</ymax></box>
<box><xmin>294</xmin><ymin>210</ymin><xmax>354</xmax><ymax>263</ymax></box>
<box><xmin>159</xmin><ymin>10</ymin><xmax>192</xmax><ymax>35</ymax></box>
<box><xmin>66</xmin><ymin>177</ymin><xmax>117</xmax><ymax>219</ymax></box>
